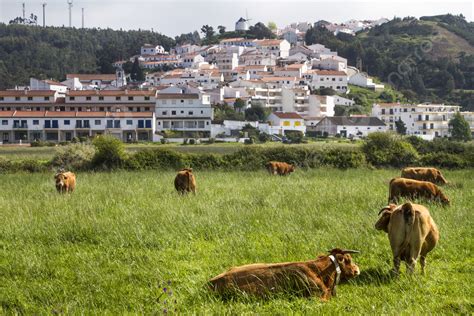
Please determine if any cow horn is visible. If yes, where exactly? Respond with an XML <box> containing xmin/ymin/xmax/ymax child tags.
<box><xmin>341</xmin><ymin>249</ymin><xmax>360</xmax><ymax>254</ymax></box>
<box><xmin>378</xmin><ymin>207</ymin><xmax>391</xmax><ymax>215</ymax></box>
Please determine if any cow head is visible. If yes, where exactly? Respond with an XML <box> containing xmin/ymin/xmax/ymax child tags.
<box><xmin>289</xmin><ymin>164</ymin><xmax>296</xmax><ymax>173</ymax></box>
<box><xmin>180</xmin><ymin>168</ymin><xmax>193</xmax><ymax>173</ymax></box>
<box><xmin>437</xmin><ymin>190</ymin><xmax>450</xmax><ymax>205</ymax></box>
<box><xmin>436</xmin><ymin>171</ymin><xmax>448</xmax><ymax>184</ymax></box>
<box><xmin>328</xmin><ymin>248</ymin><xmax>360</xmax><ymax>279</ymax></box>
<box><xmin>375</xmin><ymin>204</ymin><xmax>397</xmax><ymax>232</ymax></box>
<box><xmin>55</xmin><ymin>173</ymin><xmax>68</xmax><ymax>192</ymax></box>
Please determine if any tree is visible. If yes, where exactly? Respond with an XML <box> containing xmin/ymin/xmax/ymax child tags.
<box><xmin>245</xmin><ymin>103</ymin><xmax>267</xmax><ymax>122</ymax></box>
<box><xmin>248</xmin><ymin>22</ymin><xmax>275</xmax><ymax>39</ymax></box>
<box><xmin>395</xmin><ymin>118</ymin><xmax>407</xmax><ymax>135</ymax></box>
<box><xmin>217</xmin><ymin>25</ymin><xmax>226</xmax><ymax>34</ymax></box>
<box><xmin>233</xmin><ymin>98</ymin><xmax>246</xmax><ymax>112</ymax></box>
<box><xmin>267</xmin><ymin>21</ymin><xmax>277</xmax><ymax>31</ymax></box>
<box><xmin>200</xmin><ymin>25</ymin><xmax>215</xmax><ymax>39</ymax></box>
<box><xmin>130</xmin><ymin>57</ymin><xmax>144</xmax><ymax>81</ymax></box>
<box><xmin>449</xmin><ymin>112</ymin><xmax>472</xmax><ymax>141</ymax></box>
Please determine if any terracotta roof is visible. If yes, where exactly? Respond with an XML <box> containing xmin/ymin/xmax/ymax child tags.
<box><xmin>255</xmin><ymin>39</ymin><xmax>284</xmax><ymax>46</ymax></box>
<box><xmin>67</xmin><ymin>90</ymin><xmax>156</xmax><ymax>97</ymax></box>
<box><xmin>314</xmin><ymin>70</ymin><xmax>347</xmax><ymax>76</ymax></box>
<box><xmin>320</xmin><ymin>116</ymin><xmax>386</xmax><ymax>126</ymax></box>
<box><xmin>66</xmin><ymin>74</ymin><xmax>116</xmax><ymax>81</ymax></box>
<box><xmin>0</xmin><ymin>90</ymin><xmax>57</xmax><ymax>97</ymax></box>
<box><xmin>155</xmin><ymin>93</ymin><xmax>200</xmax><ymax>99</ymax></box>
<box><xmin>0</xmin><ymin>110</ymin><xmax>154</xmax><ymax>118</ymax></box>
<box><xmin>220</xmin><ymin>37</ymin><xmax>246</xmax><ymax>43</ymax></box>
<box><xmin>272</xmin><ymin>112</ymin><xmax>304</xmax><ymax>119</ymax></box>
<box><xmin>43</xmin><ymin>80</ymin><xmax>67</xmax><ymax>86</ymax></box>
<box><xmin>261</xmin><ymin>76</ymin><xmax>296</xmax><ymax>82</ymax></box>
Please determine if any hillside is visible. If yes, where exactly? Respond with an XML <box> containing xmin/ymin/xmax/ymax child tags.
<box><xmin>0</xmin><ymin>24</ymin><xmax>175</xmax><ymax>89</ymax></box>
<box><xmin>306</xmin><ymin>14</ymin><xmax>474</xmax><ymax>110</ymax></box>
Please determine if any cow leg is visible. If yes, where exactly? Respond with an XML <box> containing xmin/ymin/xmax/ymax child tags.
<box><xmin>392</xmin><ymin>257</ymin><xmax>401</xmax><ymax>275</ymax></box>
<box><xmin>420</xmin><ymin>256</ymin><xmax>426</xmax><ymax>275</ymax></box>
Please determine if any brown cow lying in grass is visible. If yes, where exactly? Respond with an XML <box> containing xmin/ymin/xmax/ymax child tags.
<box><xmin>209</xmin><ymin>248</ymin><xmax>360</xmax><ymax>301</ymax></box>
<box><xmin>174</xmin><ymin>168</ymin><xmax>196</xmax><ymax>194</ymax></box>
<box><xmin>55</xmin><ymin>171</ymin><xmax>76</xmax><ymax>193</ymax></box>
<box><xmin>389</xmin><ymin>178</ymin><xmax>450</xmax><ymax>205</ymax></box>
<box><xmin>401</xmin><ymin>167</ymin><xmax>448</xmax><ymax>185</ymax></box>
<box><xmin>375</xmin><ymin>202</ymin><xmax>439</xmax><ymax>275</ymax></box>
<box><xmin>266</xmin><ymin>161</ymin><xmax>295</xmax><ymax>176</ymax></box>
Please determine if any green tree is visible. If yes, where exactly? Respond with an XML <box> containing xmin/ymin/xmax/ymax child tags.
<box><xmin>449</xmin><ymin>112</ymin><xmax>472</xmax><ymax>141</ymax></box>
<box><xmin>92</xmin><ymin>135</ymin><xmax>126</xmax><ymax>169</ymax></box>
<box><xmin>130</xmin><ymin>57</ymin><xmax>144</xmax><ymax>81</ymax></box>
<box><xmin>217</xmin><ymin>25</ymin><xmax>226</xmax><ymax>34</ymax></box>
<box><xmin>245</xmin><ymin>103</ymin><xmax>267</xmax><ymax>122</ymax></box>
<box><xmin>201</xmin><ymin>25</ymin><xmax>215</xmax><ymax>40</ymax></box>
<box><xmin>267</xmin><ymin>21</ymin><xmax>277</xmax><ymax>31</ymax></box>
<box><xmin>233</xmin><ymin>98</ymin><xmax>246</xmax><ymax>112</ymax></box>
<box><xmin>248</xmin><ymin>22</ymin><xmax>275</xmax><ymax>39</ymax></box>
<box><xmin>395</xmin><ymin>118</ymin><xmax>407</xmax><ymax>135</ymax></box>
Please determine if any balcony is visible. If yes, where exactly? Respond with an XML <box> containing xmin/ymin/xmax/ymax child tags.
<box><xmin>13</xmin><ymin>123</ymin><xmax>28</xmax><ymax>129</ymax></box>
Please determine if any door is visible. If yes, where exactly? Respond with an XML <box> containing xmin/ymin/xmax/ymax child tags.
<box><xmin>2</xmin><ymin>132</ymin><xmax>9</xmax><ymax>143</ymax></box>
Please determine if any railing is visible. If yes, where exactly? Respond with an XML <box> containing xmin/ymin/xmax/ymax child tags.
<box><xmin>13</xmin><ymin>124</ymin><xmax>28</xmax><ymax>129</ymax></box>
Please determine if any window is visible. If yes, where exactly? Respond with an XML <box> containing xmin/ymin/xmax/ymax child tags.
<box><xmin>180</xmin><ymin>110</ymin><xmax>184</xmax><ymax>114</ymax></box>
<box><xmin>145</xmin><ymin>120</ymin><xmax>152</xmax><ymax>128</ymax></box>
<box><xmin>52</xmin><ymin>120</ymin><xmax>59</xmax><ymax>128</ymax></box>
<box><xmin>15</xmin><ymin>97</ymin><xmax>20</xmax><ymax>101</ymax></box>
<box><xmin>95</xmin><ymin>120</ymin><xmax>101</xmax><ymax>125</ymax></box>
<box><xmin>162</xmin><ymin>111</ymin><xmax>167</xmax><ymax>115</ymax></box>
<box><xmin>27</xmin><ymin>97</ymin><xmax>33</xmax><ymax>101</ymax></box>
<box><xmin>128</xmin><ymin>96</ymin><xmax>134</xmax><ymax>101</ymax></box>
<box><xmin>138</xmin><ymin>120</ymin><xmax>144</xmax><ymax>128</ymax></box>
<box><xmin>99</xmin><ymin>107</ymin><xmax>105</xmax><ymax>111</ymax></box>
<box><xmin>114</xmin><ymin>120</ymin><xmax>120</xmax><ymax>128</ymax></box>
<box><xmin>99</xmin><ymin>96</ymin><xmax>104</xmax><ymax>101</ymax></box>
<box><xmin>116</xmin><ymin>96</ymin><xmax>121</xmax><ymax>101</ymax></box>
<box><xmin>1</xmin><ymin>120</ymin><xmax>7</xmax><ymax>125</ymax></box>
<box><xmin>33</xmin><ymin>120</ymin><xmax>39</xmax><ymax>125</ymax></box>
<box><xmin>188</xmin><ymin>111</ymin><xmax>193</xmax><ymax>115</ymax></box>
<box><xmin>64</xmin><ymin>120</ymin><xmax>70</xmax><ymax>125</ymax></box>
<box><xmin>171</xmin><ymin>111</ymin><xmax>176</xmax><ymax>115</ymax></box>
<box><xmin>144</xmin><ymin>107</ymin><xmax>150</xmax><ymax>111</ymax></box>
<box><xmin>70</xmin><ymin>97</ymin><xmax>75</xmax><ymax>101</ymax></box>
<box><xmin>106</xmin><ymin>120</ymin><xmax>113</xmax><ymax>128</ymax></box>
<box><xmin>44</xmin><ymin>120</ymin><xmax>51</xmax><ymax>128</ymax></box>
<box><xmin>0</xmin><ymin>97</ymin><xmax>3</xmax><ymax>101</ymax></box>
<box><xmin>126</xmin><ymin>120</ymin><xmax>133</xmax><ymax>125</ymax></box>
<box><xmin>145</xmin><ymin>96</ymin><xmax>150</xmax><ymax>101</ymax></box>
<box><xmin>44</xmin><ymin>96</ymin><xmax>50</xmax><ymax>101</ymax></box>
<box><xmin>86</xmin><ymin>96</ymin><xmax>92</xmax><ymax>101</ymax></box>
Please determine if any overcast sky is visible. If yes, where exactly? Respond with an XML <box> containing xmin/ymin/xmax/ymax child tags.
<box><xmin>1</xmin><ymin>0</ymin><xmax>472</xmax><ymax>37</ymax></box>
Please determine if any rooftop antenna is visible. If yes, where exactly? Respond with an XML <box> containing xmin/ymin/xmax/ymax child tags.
<box><xmin>42</xmin><ymin>3</ymin><xmax>47</xmax><ymax>27</ymax></box>
<box><xmin>67</xmin><ymin>0</ymin><xmax>73</xmax><ymax>27</ymax></box>
<box><xmin>22</xmin><ymin>2</ymin><xmax>26</xmax><ymax>19</ymax></box>
<box><xmin>81</xmin><ymin>7</ymin><xmax>84</xmax><ymax>28</ymax></box>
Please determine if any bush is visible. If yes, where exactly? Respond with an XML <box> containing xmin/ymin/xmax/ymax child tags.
<box><xmin>285</xmin><ymin>131</ymin><xmax>304</xmax><ymax>144</ymax></box>
<box><xmin>30</xmin><ymin>140</ymin><xmax>56</xmax><ymax>147</ymax></box>
<box><xmin>127</xmin><ymin>148</ymin><xmax>185</xmax><ymax>170</ymax></box>
<box><xmin>17</xmin><ymin>159</ymin><xmax>49</xmax><ymax>172</ymax></box>
<box><xmin>182</xmin><ymin>138</ymin><xmax>189</xmax><ymax>145</ymax></box>
<box><xmin>258</xmin><ymin>133</ymin><xmax>271</xmax><ymax>143</ymax></box>
<box><xmin>244</xmin><ymin>137</ymin><xmax>255</xmax><ymax>145</ymax></box>
<box><xmin>160</xmin><ymin>138</ymin><xmax>168</xmax><ymax>144</ymax></box>
<box><xmin>322</xmin><ymin>148</ymin><xmax>367</xmax><ymax>169</ymax></box>
<box><xmin>92</xmin><ymin>135</ymin><xmax>126</xmax><ymax>170</ymax></box>
<box><xmin>362</xmin><ymin>132</ymin><xmax>419</xmax><ymax>167</ymax></box>
<box><xmin>189</xmin><ymin>139</ymin><xmax>196</xmax><ymax>145</ymax></box>
<box><xmin>51</xmin><ymin>143</ymin><xmax>96</xmax><ymax>171</ymax></box>
<box><xmin>420</xmin><ymin>152</ymin><xmax>467</xmax><ymax>169</ymax></box>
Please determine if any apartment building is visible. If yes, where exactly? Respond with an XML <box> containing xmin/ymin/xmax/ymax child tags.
<box><xmin>155</xmin><ymin>88</ymin><xmax>213</xmax><ymax>137</ymax></box>
<box><xmin>0</xmin><ymin>110</ymin><xmax>155</xmax><ymax>143</ymax></box>
<box><xmin>372</xmin><ymin>103</ymin><xmax>463</xmax><ymax>139</ymax></box>
<box><xmin>64</xmin><ymin>90</ymin><xmax>157</xmax><ymax>112</ymax></box>
<box><xmin>304</xmin><ymin>70</ymin><xmax>348</xmax><ymax>92</ymax></box>
<box><xmin>0</xmin><ymin>90</ymin><xmax>63</xmax><ymax>112</ymax></box>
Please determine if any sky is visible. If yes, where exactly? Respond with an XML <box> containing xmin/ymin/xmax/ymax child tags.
<box><xmin>0</xmin><ymin>0</ymin><xmax>472</xmax><ymax>37</ymax></box>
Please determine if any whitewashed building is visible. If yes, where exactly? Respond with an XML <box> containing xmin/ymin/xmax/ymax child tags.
<box><xmin>267</xmin><ymin>112</ymin><xmax>306</xmax><ymax>135</ymax></box>
<box><xmin>309</xmin><ymin>116</ymin><xmax>387</xmax><ymax>137</ymax></box>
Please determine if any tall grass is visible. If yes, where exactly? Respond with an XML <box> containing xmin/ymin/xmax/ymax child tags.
<box><xmin>0</xmin><ymin>169</ymin><xmax>472</xmax><ymax>314</ymax></box>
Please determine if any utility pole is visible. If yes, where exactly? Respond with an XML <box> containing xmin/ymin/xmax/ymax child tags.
<box><xmin>81</xmin><ymin>8</ymin><xmax>84</xmax><ymax>28</ymax></box>
<box><xmin>67</xmin><ymin>0</ymin><xmax>73</xmax><ymax>27</ymax></box>
<box><xmin>22</xmin><ymin>3</ymin><xmax>26</xmax><ymax>19</ymax></box>
<box><xmin>42</xmin><ymin>3</ymin><xmax>47</xmax><ymax>27</ymax></box>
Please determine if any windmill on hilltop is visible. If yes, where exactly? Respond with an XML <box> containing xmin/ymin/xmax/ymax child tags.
<box><xmin>235</xmin><ymin>10</ymin><xmax>251</xmax><ymax>31</ymax></box>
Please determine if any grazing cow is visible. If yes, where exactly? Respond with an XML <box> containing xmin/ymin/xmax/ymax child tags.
<box><xmin>266</xmin><ymin>161</ymin><xmax>296</xmax><ymax>176</ymax></box>
<box><xmin>388</xmin><ymin>178</ymin><xmax>450</xmax><ymax>205</ymax></box>
<box><xmin>401</xmin><ymin>167</ymin><xmax>448</xmax><ymax>185</ymax></box>
<box><xmin>54</xmin><ymin>171</ymin><xmax>76</xmax><ymax>193</ymax></box>
<box><xmin>375</xmin><ymin>202</ymin><xmax>439</xmax><ymax>274</ymax></box>
<box><xmin>209</xmin><ymin>248</ymin><xmax>360</xmax><ymax>301</ymax></box>
<box><xmin>174</xmin><ymin>168</ymin><xmax>196</xmax><ymax>194</ymax></box>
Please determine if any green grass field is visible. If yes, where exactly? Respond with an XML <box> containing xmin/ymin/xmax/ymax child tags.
<box><xmin>0</xmin><ymin>169</ymin><xmax>473</xmax><ymax>314</ymax></box>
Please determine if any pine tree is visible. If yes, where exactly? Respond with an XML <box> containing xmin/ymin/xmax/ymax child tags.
<box><xmin>395</xmin><ymin>118</ymin><xmax>407</xmax><ymax>135</ymax></box>
<box><xmin>449</xmin><ymin>112</ymin><xmax>472</xmax><ymax>141</ymax></box>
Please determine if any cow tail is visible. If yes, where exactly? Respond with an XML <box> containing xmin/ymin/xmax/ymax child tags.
<box><xmin>401</xmin><ymin>202</ymin><xmax>415</xmax><ymax>252</ymax></box>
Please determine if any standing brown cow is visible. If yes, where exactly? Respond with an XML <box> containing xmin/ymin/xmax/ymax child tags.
<box><xmin>388</xmin><ymin>178</ymin><xmax>450</xmax><ymax>205</ymax></box>
<box><xmin>401</xmin><ymin>167</ymin><xmax>448</xmax><ymax>185</ymax></box>
<box><xmin>209</xmin><ymin>248</ymin><xmax>360</xmax><ymax>301</ymax></box>
<box><xmin>174</xmin><ymin>168</ymin><xmax>196</xmax><ymax>194</ymax></box>
<box><xmin>266</xmin><ymin>161</ymin><xmax>296</xmax><ymax>176</ymax></box>
<box><xmin>55</xmin><ymin>171</ymin><xmax>76</xmax><ymax>193</ymax></box>
<box><xmin>375</xmin><ymin>202</ymin><xmax>439</xmax><ymax>275</ymax></box>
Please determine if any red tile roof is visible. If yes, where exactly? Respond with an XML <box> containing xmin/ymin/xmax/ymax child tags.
<box><xmin>314</xmin><ymin>70</ymin><xmax>347</xmax><ymax>76</ymax></box>
<box><xmin>67</xmin><ymin>90</ymin><xmax>156</xmax><ymax>97</ymax></box>
<box><xmin>156</xmin><ymin>93</ymin><xmax>199</xmax><ymax>99</ymax></box>
<box><xmin>0</xmin><ymin>111</ymin><xmax>154</xmax><ymax>118</ymax></box>
<box><xmin>66</xmin><ymin>74</ymin><xmax>117</xmax><ymax>81</ymax></box>
<box><xmin>272</xmin><ymin>112</ymin><xmax>304</xmax><ymax>119</ymax></box>
<box><xmin>0</xmin><ymin>90</ymin><xmax>57</xmax><ymax>97</ymax></box>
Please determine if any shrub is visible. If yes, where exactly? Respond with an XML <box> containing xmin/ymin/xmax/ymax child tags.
<box><xmin>160</xmin><ymin>138</ymin><xmax>168</xmax><ymax>144</ymax></box>
<box><xmin>258</xmin><ymin>133</ymin><xmax>271</xmax><ymax>143</ymax></box>
<box><xmin>207</xmin><ymin>138</ymin><xmax>215</xmax><ymax>144</ymax></box>
<box><xmin>127</xmin><ymin>148</ymin><xmax>185</xmax><ymax>170</ymax></box>
<box><xmin>244</xmin><ymin>137</ymin><xmax>255</xmax><ymax>145</ymax></box>
<box><xmin>0</xmin><ymin>157</ymin><xmax>14</xmax><ymax>173</ymax></box>
<box><xmin>186</xmin><ymin>153</ymin><xmax>224</xmax><ymax>170</ymax></box>
<box><xmin>420</xmin><ymin>152</ymin><xmax>467</xmax><ymax>169</ymax></box>
<box><xmin>285</xmin><ymin>131</ymin><xmax>304</xmax><ymax>144</ymax></box>
<box><xmin>322</xmin><ymin>148</ymin><xmax>367</xmax><ymax>169</ymax></box>
<box><xmin>362</xmin><ymin>132</ymin><xmax>419</xmax><ymax>167</ymax></box>
<box><xmin>30</xmin><ymin>140</ymin><xmax>56</xmax><ymax>147</ymax></box>
<box><xmin>92</xmin><ymin>135</ymin><xmax>126</xmax><ymax>170</ymax></box>
<box><xmin>51</xmin><ymin>143</ymin><xmax>96</xmax><ymax>171</ymax></box>
<box><xmin>189</xmin><ymin>139</ymin><xmax>196</xmax><ymax>145</ymax></box>
<box><xmin>182</xmin><ymin>138</ymin><xmax>189</xmax><ymax>145</ymax></box>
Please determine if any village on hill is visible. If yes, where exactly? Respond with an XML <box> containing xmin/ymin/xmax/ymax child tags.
<box><xmin>0</xmin><ymin>17</ymin><xmax>472</xmax><ymax>144</ymax></box>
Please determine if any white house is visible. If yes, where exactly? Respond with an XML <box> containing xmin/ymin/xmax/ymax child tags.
<box><xmin>349</xmin><ymin>72</ymin><xmax>384</xmax><ymax>90</ymax></box>
<box><xmin>29</xmin><ymin>78</ymin><xmax>68</xmax><ymax>94</ymax></box>
<box><xmin>141</xmin><ymin>44</ymin><xmax>166</xmax><ymax>55</ymax></box>
<box><xmin>181</xmin><ymin>53</ymin><xmax>205</xmax><ymax>68</ymax></box>
<box><xmin>0</xmin><ymin>90</ymin><xmax>61</xmax><ymax>112</ymax></box>
<box><xmin>266</xmin><ymin>112</ymin><xmax>306</xmax><ymax>135</ymax></box>
<box><xmin>304</xmin><ymin>70</ymin><xmax>348</xmax><ymax>92</ymax></box>
<box><xmin>333</xmin><ymin>95</ymin><xmax>355</xmax><ymax>106</ymax></box>
<box><xmin>254</xmin><ymin>39</ymin><xmax>291</xmax><ymax>58</ymax></box>
<box><xmin>155</xmin><ymin>88</ymin><xmax>213</xmax><ymax>137</ymax></box>
<box><xmin>309</xmin><ymin>116</ymin><xmax>387</xmax><ymax>137</ymax></box>
<box><xmin>312</xmin><ymin>56</ymin><xmax>347</xmax><ymax>72</ymax></box>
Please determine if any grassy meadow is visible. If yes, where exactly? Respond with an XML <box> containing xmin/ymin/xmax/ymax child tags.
<box><xmin>0</xmin><ymin>169</ymin><xmax>473</xmax><ymax>314</ymax></box>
